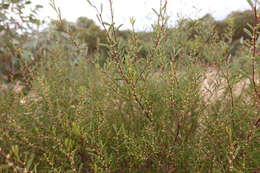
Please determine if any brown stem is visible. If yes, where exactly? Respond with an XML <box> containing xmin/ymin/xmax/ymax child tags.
<box><xmin>0</xmin><ymin>148</ymin><xmax>25</xmax><ymax>173</ymax></box>
<box><xmin>134</xmin><ymin>0</ymin><xmax>167</xmax><ymax>87</ymax></box>
<box><xmin>252</xmin><ymin>3</ymin><xmax>260</xmax><ymax>101</ymax></box>
<box><xmin>224</xmin><ymin>55</ymin><xmax>234</xmax><ymax>113</ymax></box>
<box><xmin>130</xmin><ymin>20</ymin><xmax>139</xmax><ymax>62</ymax></box>
<box><xmin>87</xmin><ymin>1</ymin><xmax>156</xmax><ymax>123</ymax></box>
<box><xmin>108</xmin><ymin>0</ymin><xmax>118</xmax><ymax>43</ymax></box>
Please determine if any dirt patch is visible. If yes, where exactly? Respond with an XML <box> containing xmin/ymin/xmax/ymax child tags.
<box><xmin>200</xmin><ymin>67</ymin><xmax>252</xmax><ymax>103</ymax></box>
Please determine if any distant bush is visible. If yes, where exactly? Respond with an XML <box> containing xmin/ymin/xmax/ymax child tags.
<box><xmin>226</xmin><ymin>10</ymin><xmax>255</xmax><ymax>41</ymax></box>
<box><xmin>0</xmin><ymin>0</ymin><xmax>42</xmax><ymax>83</ymax></box>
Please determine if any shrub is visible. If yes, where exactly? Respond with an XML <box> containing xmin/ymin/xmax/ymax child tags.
<box><xmin>0</xmin><ymin>0</ymin><xmax>259</xmax><ymax>172</ymax></box>
<box><xmin>0</xmin><ymin>0</ymin><xmax>42</xmax><ymax>83</ymax></box>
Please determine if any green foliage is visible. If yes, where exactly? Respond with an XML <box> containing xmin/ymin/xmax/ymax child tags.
<box><xmin>226</xmin><ymin>10</ymin><xmax>255</xmax><ymax>41</ymax></box>
<box><xmin>75</xmin><ymin>17</ymin><xmax>107</xmax><ymax>53</ymax></box>
<box><xmin>0</xmin><ymin>0</ymin><xmax>259</xmax><ymax>172</ymax></box>
<box><xmin>0</xmin><ymin>0</ymin><xmax>42</xmax><ymax>83</ymax></box>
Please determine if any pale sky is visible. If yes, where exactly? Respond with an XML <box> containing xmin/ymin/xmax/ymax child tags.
<box><xmin>35</xmin><ymin>0</ymin><xmax>251</xmax><ymax>30</ymax></box>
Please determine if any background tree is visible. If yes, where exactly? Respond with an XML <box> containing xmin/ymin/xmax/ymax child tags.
<box><xmin>74</xmin><ymin>17</ymin><xmax>107</xmax><ymax>54</ymax></box>
<box><xmin>0</xmin><ymin>0</ymin><xmax>42</xmax><ymax>82</ymax></box>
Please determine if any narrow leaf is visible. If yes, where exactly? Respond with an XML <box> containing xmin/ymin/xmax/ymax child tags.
<box><xmin>247</xmin><ymin>0</ymin><xmax>254</xmax><ymax>9</ymax></box>
<box><xmin>26</xmin><ymin>154</ymin><xmax>35</xmax><ymax>171</ymax></box>
<box><xmin>152</xmin><ymin>8</ymin><xmax>159</xmax><ymax>16</ymax></box>
<box><xmin>244</xmin><ymin>28</ymin><xmax>253</xmax><ymax>38</ymax></box>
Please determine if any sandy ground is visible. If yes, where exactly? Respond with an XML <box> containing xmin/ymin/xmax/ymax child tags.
<box><xmin>200</xmin><ymin>67</ymin><xmax>251</xmax><ymax>103</ymax></box>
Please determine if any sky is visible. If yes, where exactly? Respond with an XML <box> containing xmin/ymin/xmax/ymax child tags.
<box><xmin>35</xmin><ymin>0</ymin><xmax>251</xmax><ymax>31</ymax></box>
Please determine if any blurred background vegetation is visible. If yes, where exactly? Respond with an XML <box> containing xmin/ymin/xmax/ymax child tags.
<box><xmin>0</xmin><ymin>0</ymin><xmax>258</xmax><ymax>85</ymax></box>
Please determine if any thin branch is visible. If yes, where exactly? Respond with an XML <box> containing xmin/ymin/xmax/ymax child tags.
<box><xmin>252</xmin><ymin>2</ymin><xmax>260</xmax><ymax>101</ymax></box>
<box><xmin>134</xmin><ymin>0</ymin><xmax>168</xmax><ymax>87</ymax></box>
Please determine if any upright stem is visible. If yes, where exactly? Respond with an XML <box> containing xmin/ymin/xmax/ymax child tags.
<box><xmin>252</xmin><ymin>2</ymin><xmax>260</xmax><ymax>100</ymax></box>
<box><xmin>251</xmin><ymin>0</ymin><xmax>260</xmax><ymax>128</ymax></box>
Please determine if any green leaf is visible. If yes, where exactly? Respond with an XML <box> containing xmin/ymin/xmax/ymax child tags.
<box><xmin>98</xmin><ymin>43</ymin><xmax>110</xmax><ymax>49</ymax></box>
<box><xmin>96</xmin><ymin>14</ymin><xmax>101</xmax><ymax>23</ymax></box>
<box><xmin>152</xmin><ymin>8</ymin><xmax>159</xmax><ymax>16</ymax></box>
<box><xmin>26</xmin><ymin>154</ymin><xmax>35</xmax><ymax>171</ymax></box>
<box><xmin>10</xmin><ymin>0</ymin><xmax>20</xmax><ymax>3</ymax></box>
<box><xmin>247</xmin><ymin>23</ymin><xmax>254</xmax><ymax>31</ymax></box>
<box><xmin>35</xmin><ymin>5</ymin><xmax>43</xmax><ymax>9</ymax></box>
<box><xmin>25</xmin><ymin>1</ymin><xmax>31</xmax><ymax>5</ymax></box>
<box><xmin>2</xmin><ymin>4</ymin><xmax>10</xmax><ymax>9</ymax></box>
<box><xmin>244</xmin><ymin>28</ymin><xmax>253</xmax><ymax>38</ymax></box>
<box><xmin>86</xmin><ymin>0</ymin><xmax>93</xmax><ymax>6</ymax></box>
<box><xmin>130</xmin><ymin>17</ymin><xmax>135</xmax><ymax>25</ymax></box>
<box><xmin>72</xmin><ymin>122</ymin><xmax>81</xmax><ymax>135</ymax></box>
<box><xmin>114</xmin><ymin>78</ymin><xmax>123</xmax><ymax>81</ymax></box>
<box><xmin>11</xmin><ymin>145</ymin><xmax>20</xmax><ymax>160</ymax></box>
<box><xmin>117</xmin><ymin>24</ymin><xmax>123</xmax><ymax>30</ymax></box>
<box><xmin>247</xmin><ymin>0</ymin><xmax>254</xmax><ymax>9</ymax></box>
<box><xmin>103</xmin><ymin>22</ymin><xmax>111</xmax><ymax>26</ymax></box>
<box><xmin>94</xmin><ymin>163</ymin><xmax>98</xmax><ymax>173</ymax></box>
